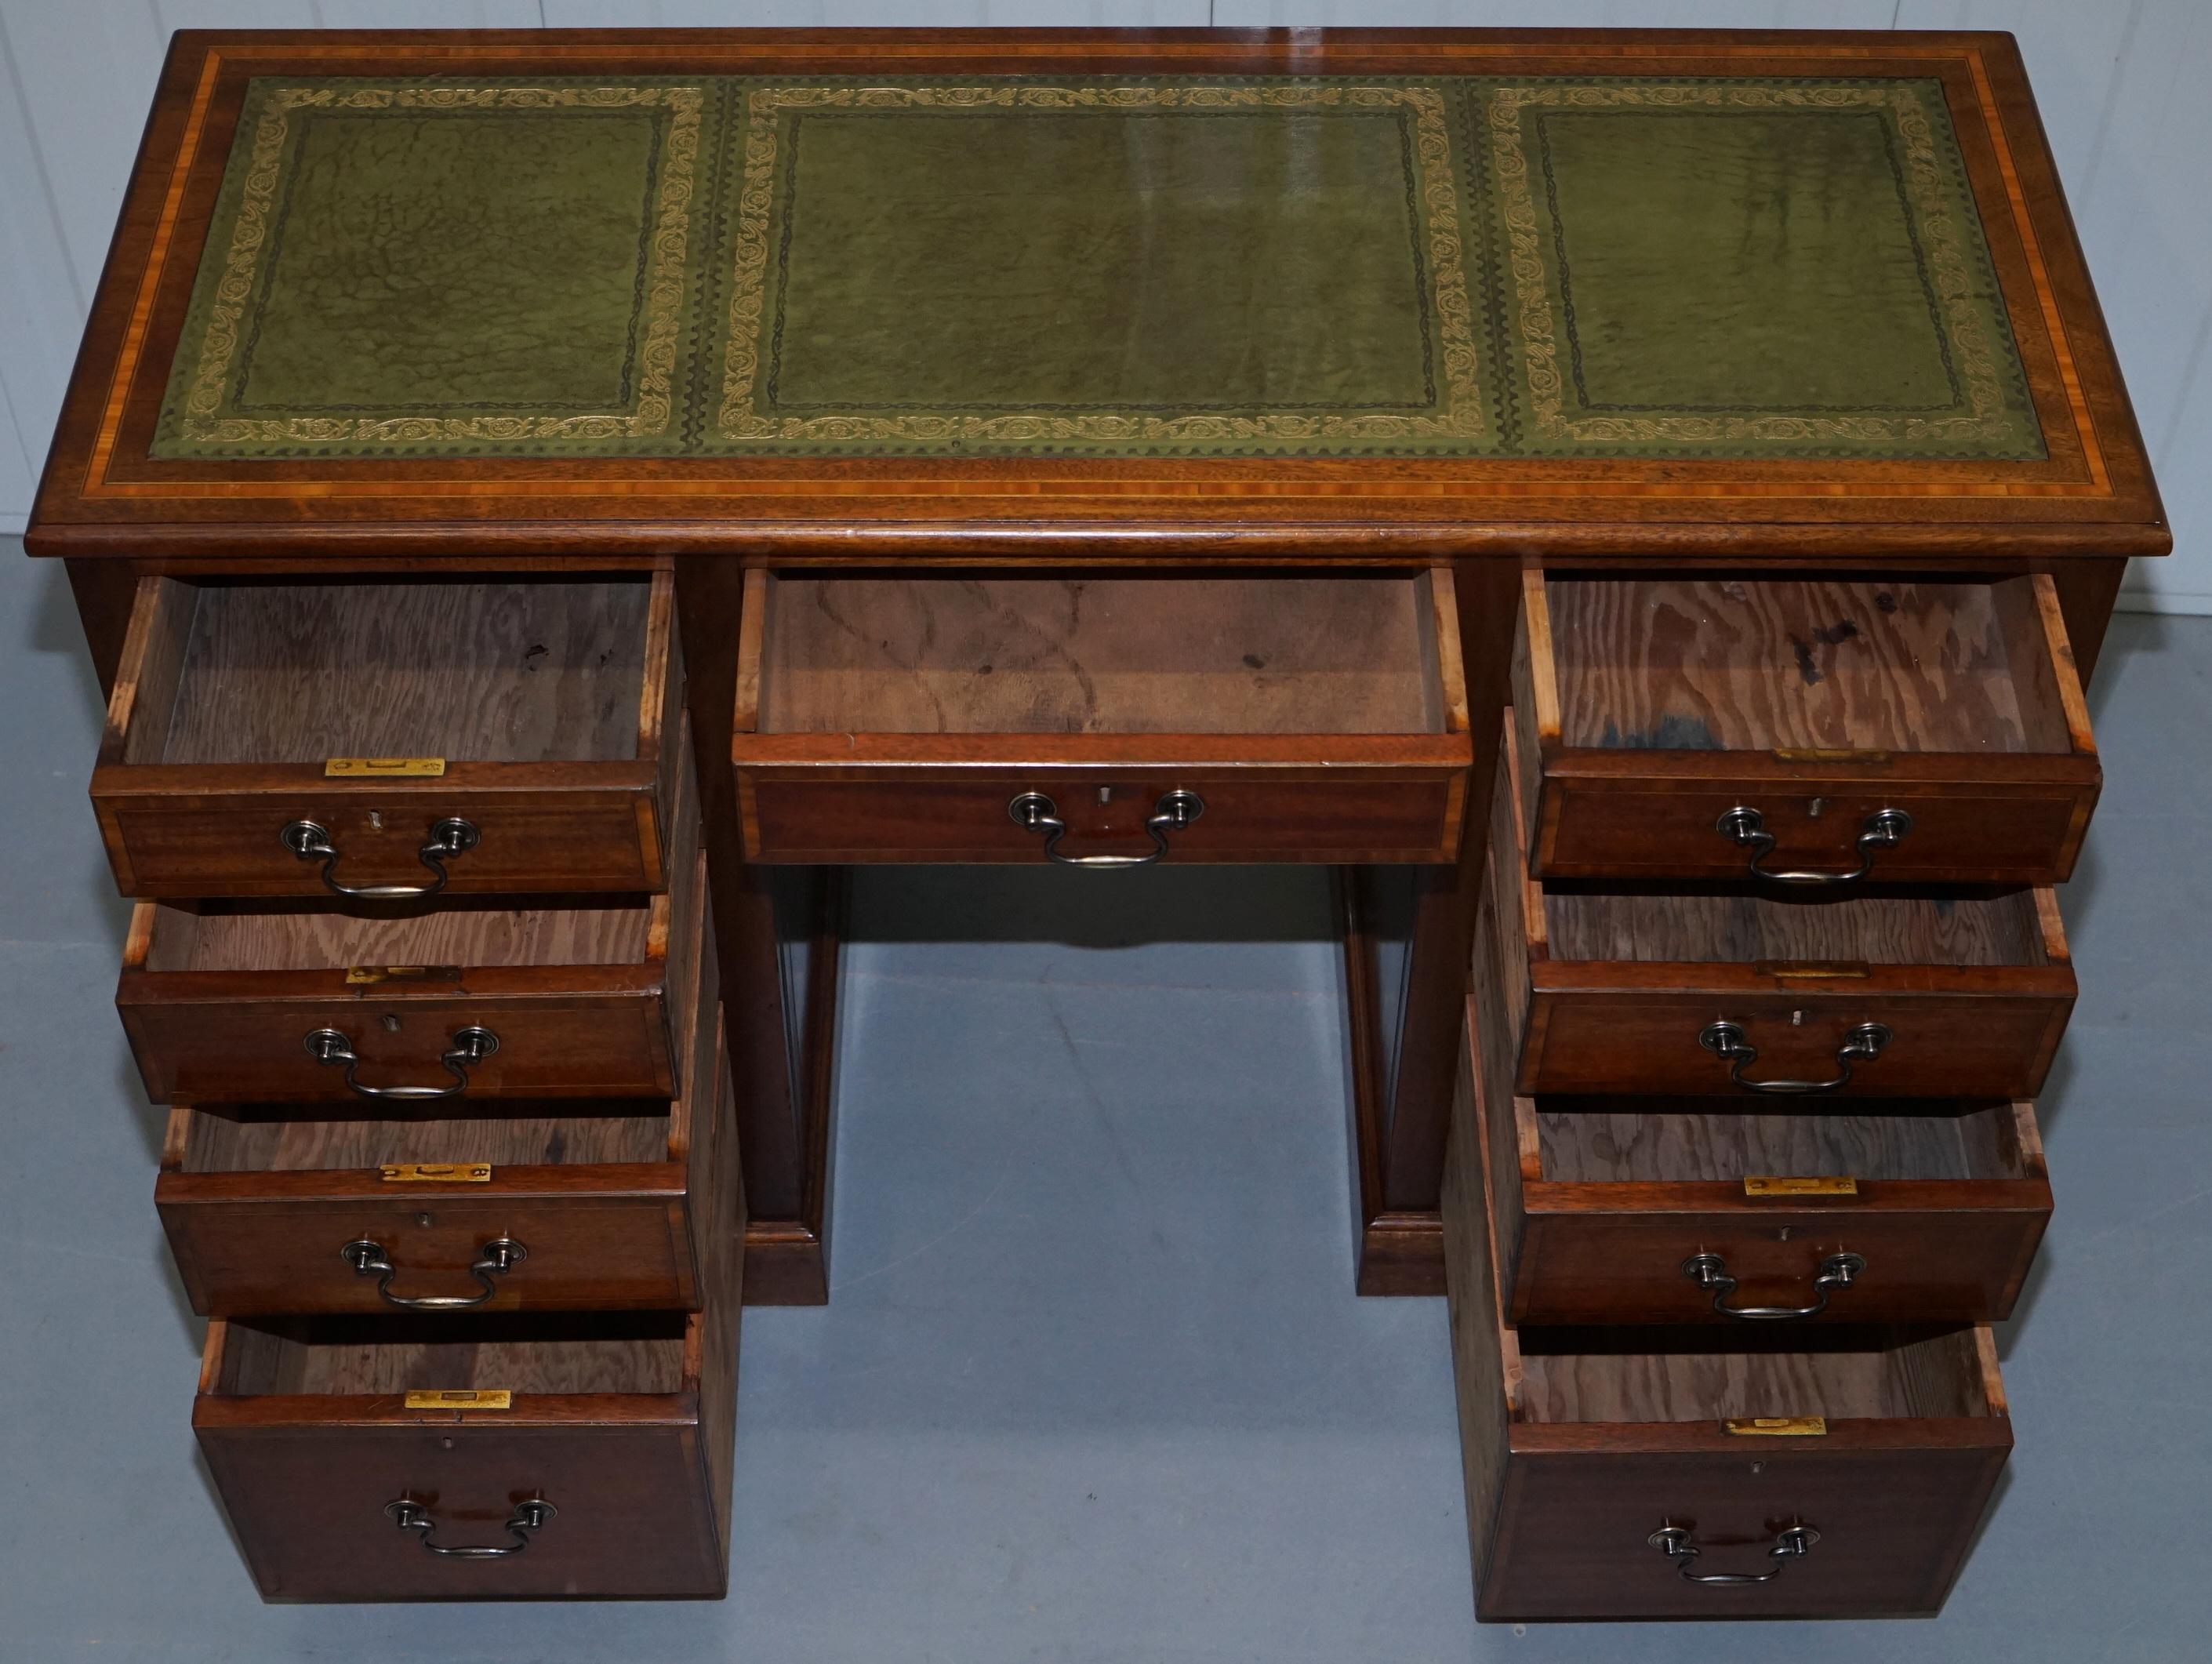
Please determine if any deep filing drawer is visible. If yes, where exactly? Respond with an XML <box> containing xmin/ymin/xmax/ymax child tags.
<box><xmin>194</xmin><ymin>1299</ymin><xmax>739</xmax><ymax>1600</ymax></box>
<box><xmin>1486</xmin><ymin>718</ymin><xmax>2076</xmax><ymax>1101</ymax></box>
<box><xmin>156</xmin><ymin>856</ymin><xmax>732</xmax><ymax>1318</ymax></box>
<box><xmin>1445</xmin><ymin>1046</ymin><xmax>2010</xmax><ymax>1622</ymax></box>
<box><xmin>1512</xmin><ymin>572</ymin><xmax>2101</xmax><ymax>885</ymax></box>
<box><xmin>730</xmin><ymin>570</ymin><xmax>1472</xmax><ymax>863</ymax></box>
<box><xmin>92</xmin><ymin>572</ymin><xmax>681</xmax><ymax>898</ymax></box>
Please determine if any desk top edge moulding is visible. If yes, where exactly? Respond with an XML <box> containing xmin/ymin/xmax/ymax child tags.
<box><xmin>23</xmin><ymin>27</ymin><xmax>2169</xmax><ymax>559</ymax></box>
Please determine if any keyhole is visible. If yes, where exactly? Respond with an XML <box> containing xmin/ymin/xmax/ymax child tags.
<box><xmin>417</xmin><ymin>1213</ymin><xmax>434</xmax><ymax>1228</ymax></box>
<box><xmin>1791</xmin><ymin>1009</ymin><xmax>1806</xmax><ymax>1026</ymax></box>
<box><xmin>1778</xmin><ymin>1226</ymin><xmax>1794</xmax><ymax>1242</ymax></box>
<box><xmin>382</xmin><ymin>1013</ymin><xmax>402</xmax><ymax>1034</ymax></box>
<box><xmin>1097</xmin><ymin>786</ymin><xmax>1113</xmax><ymax>805</ymax></box>
<box><xmin>1807</xmin><ymin>797</ymin><xmax>1825</xmax><ymax>819</ymax></box>
<box><xmin>369</xmin><ymin>809</ymin><xmax>384</xmax><ymax>830</ymax></box>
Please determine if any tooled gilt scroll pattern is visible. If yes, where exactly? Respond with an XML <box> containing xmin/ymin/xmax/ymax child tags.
<box><xmin>716</xmin><ymin>82</ymin><xmax>1485</xmax><ymax>448</ymax></box>
<box><xmin>147</xmin><ymin>72</ymin><xmax>2046</xmax><ymax>463</ymax></box>
<box><xmin>176</xmin><ymin>84</ymin><xmax>702</xmax><ymax>448</ymax></box>
<box><xmin>1485</xmin><ymin>82</ymin><xmax>2025</xmax><ymax>449</ymax></box>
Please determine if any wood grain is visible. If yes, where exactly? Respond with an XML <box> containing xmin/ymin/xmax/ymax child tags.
<box><xmin>757</xmin><ymin>573</ymin><xmax>1446</xmax><ymax>736</ymax></box>
<box><xmin>1533</xmin><ymin>1102</ymin><xmax>2031</xmax><ymax>1185</ymax></box>
<box><xmin>142</xmin><ymin>896</ymin><xmax>654</xmax><ymax>974</ymax></box>
<box><xmin>1443</xmin><ymin>980</ymin><xmax>1517</xmax><ymax>1602</ymax></box>
<box><xmin>1514</xmin><ymin>1325</ymin><xmax>1994</xmax><ymax>1424</ymax></box>
<box><xmin>91</xmin><ymin>572</ymin><xmax>677</xmax><ymax>899</ymax></box>
<box><xmin>176</xmin><ymin>1108</ymin><xmax>670</xmax><ymax>1172</ymax></box>
<box><xmin>1516</xmin><ymin>570</ymin><xmax>2104</xmax><ymax>885</ymax></box>
<box><xmin>212</xmin><ymin>1311</ymin><xmax>689</xmax><ymax>1397</ymax></box>
<box><xmin>147</xmin><ymin>579</ymin><xmax>651</xmax><ymax>765</ymax></box>
<box><xmin>1449</xmin><ymin>977</ymin><xmax>2016</xmax><ymax>1619</ymax></box>
<box><xmin>1547</xmin><ymin>575</ymin><xmax>2076</xmax><ymax>754</ymax></box>
<box><xmin>1544</xmin><ymin>886</ymin><xmax>2050</xmax><ymax>968</ymax></box>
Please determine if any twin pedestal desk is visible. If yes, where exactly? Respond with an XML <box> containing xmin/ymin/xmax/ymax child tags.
<box><xmin>27</xmin><ymin>27</ymin><xmax>2164</xmax><ymax>1620</ymax></box>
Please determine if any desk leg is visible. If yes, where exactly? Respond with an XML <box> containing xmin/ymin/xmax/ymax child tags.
<box><xmin>1341</xmin><ymin>867</ymin><xmax>1449</xmax><ymax>1294</ymax></box>
<box><xmin>739</xmin><ymin>867</ymin><xmax>844</xmax><ymax>1304</ymax></box>
<box><xmin>677</xmin><ymin>557</ymin><xmax>841</xmax><ymax>1304</ymax></box>
<box><xmin>1348</xmin><ymin>560</ymin><xmax>1517</xmax><ymax>1295</ymax></box>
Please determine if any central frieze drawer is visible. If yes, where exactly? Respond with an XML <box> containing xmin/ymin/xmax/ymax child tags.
<box><xmin>730</xmin><ymin>570</ymin><xmax>1472</xmax><ymax>863</ymax></box>
<box><xmin>92</xmin><ymin>572</ymin><xmax>680</xmax><ymax>898</ymax></box>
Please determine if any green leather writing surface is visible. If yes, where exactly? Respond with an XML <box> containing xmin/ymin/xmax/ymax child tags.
<box><xmin>238</xmin><ymin>110</ymin><xmax>667</xmax><ymax>413</ymax></box>
<box><xmin>153</xmin><ymin>75</ymin><xmax>2042</xmax><ymax>462</ymax></box>
<box><xmin>766</xmin><ymin>108</ymin><xmax>1440</xmax><ymax>420</ymax></box>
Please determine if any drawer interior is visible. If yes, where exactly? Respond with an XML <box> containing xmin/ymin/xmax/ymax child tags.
<box><xmin>747</xmin><ymin>571</ymin><xmax>1462</xmax><ymax>735</ymax></box>
<box><xmin>139</xmin><ymin>895</ymin><xmax>656</xmax><ymax>973</ymax></box>
<box><xmin>1542</xmin><ymin>575</ymin><xmax>2076</xmax><ymax>754</ymax></box>
<box><xmin>1531</xmin><ymin>1099</ymin><xmax>2040</xmax><ymax>1185</ymax></box>
<box><xmin>118</xmin><ymin>577</ymin><xmax>656</xmax><ymax>765</ymax></box>
<box><xmin>209</xmin><ymin>1312</ymin><xmax>688</xmax><ymax>1397</ymax></box>
<box><xmin>1514</xmin><ymin>1325</ymin><xmax>2000</xmax><ymax>1424</ymax></box>
<box><xmin>173</xmin><ymin>1106</ymin><xmax>674</xmax><ymax>1172</ymax></box>
<box><xmin>1542</xmin><ymin>885</ymin><xmax>2058</xmax><ymax>967</ymax></box>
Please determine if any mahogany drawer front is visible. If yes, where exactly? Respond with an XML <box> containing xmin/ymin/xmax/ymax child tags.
<box><xmin>1446</xmin><ymin>1045</ymin><xmax>2011</xmax><ymax>1622</ymax></box>
<box><xmin>98</xmin><ymin>784</ymin><xmax>664</xmax><ymax>898</ymax></box>
<box><xmin>93</xmin><ymin>572</ymin><xmax>680</xmax><ymax>899</ymax></box>
<box><xmin>1487</xmin><ymin>718</ymin><xmax>2076</xmax><ymax>1103</ymax></box>
<box><xmin>122</xmin><ymin>983</ymin><xmax>676</xmax><ymax>1104</ymax></box>
<box><xmin>164</xmin><ymin>1183</ymin><xmax>698</xmax><ymax>1317</ymax></box>
<box><xmin>1467</xmin><ymin>1008</ymin><xmax>2051</xmax><ymax>1323</ymax></box>
<box><xmin>739</xmin><ymin>761</ymin><xmax>1466</xmax><ymax>863</ymax></box>
<box><xmin>1513</xmin><ymin>572</ymin><xmax>2100</xmax><ymax>885</ymax></box>
<box><xmin>194</xmin><ymin>1310</ymin><xmax>736</xmax><ymax>1600</ymax></box>
<box><xmin>732</xmin><ymin>569</ymin><xmax>1471</xmax><ymax>865</ymax></box>
<box><xmin>1479</xmin><ymin>1437</ymin><xmax>2010</xmax><ymax>1621</ymax></box>
<box><xmin>158</xmin><ymin>899</ymin><xmax>734</xmax><ymax>1318</ymax></box>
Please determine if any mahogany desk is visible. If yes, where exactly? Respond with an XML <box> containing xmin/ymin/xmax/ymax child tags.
<box><xmin>25</xmin><ymin>27</ymin><xmax>2162</xmax><ymax>1611</ymax></box>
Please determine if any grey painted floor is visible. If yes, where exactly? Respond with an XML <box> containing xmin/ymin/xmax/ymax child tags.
<box><xmin>2</xmin><ymin>542</ymin><xmax>2207</xmax><ymax>1662</ymax></box>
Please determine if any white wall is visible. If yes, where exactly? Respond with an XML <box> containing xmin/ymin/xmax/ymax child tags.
<box><xmin>2</xmin><ymin>2</ymin><xmax>2202</xmax><ymax>611</ymax></box>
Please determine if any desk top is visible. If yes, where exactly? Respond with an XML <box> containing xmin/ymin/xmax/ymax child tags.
<box><xmin>25</xmin><ymin>29</ymin><xmax>2166</xmax><ymax>560</ymax></box>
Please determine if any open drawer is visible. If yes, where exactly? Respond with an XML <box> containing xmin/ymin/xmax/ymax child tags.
<box><xmin>155</xmin><ymin>859</ymin><xmax>732</xmax><ymax>1318</ymax></box>
<box><xmin>1467</xmin><ymin>986</ymin><xmax>2049</xmax><ymax>1324</ymax></box>
<box><xmin>1484</xmin><ymin>717</ymin><xmax>2076</xmax><ymax>1100</ymax></box>
<box><xmin>195</xmin><ymin>1303</ymin><xmax>738</xmax><ymax>1600</ymax></box>
<box><xmin>118</xmin><ymin>754</ymin><xmax>699</xmax><ymax>1106</ymax></box>
<box><xmin>730</xmin><ymin>569</ymin><xmax>1471</xmax><ymax>863</ymax></box>
<box><xmin>1445</xmin><ymin>1058</ymin><xmax>2010</xmax><ymax>1621</ymax></box>
<box><xmin>93</xmin><ymin>572</ymin><xmax>680</xmax><ymax>898</ymax></box>
<box><xmin>1512</xmin><ymin>572</ymin><xmax>2100</xmax><ymax>885</ymax></box>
